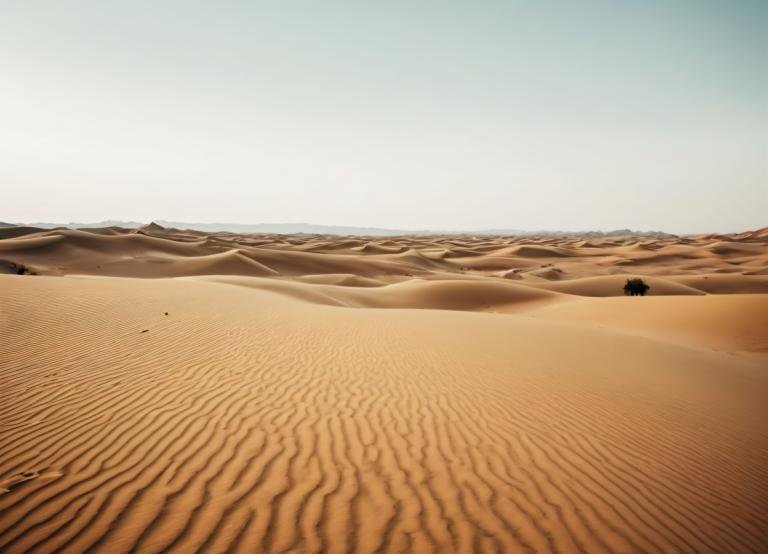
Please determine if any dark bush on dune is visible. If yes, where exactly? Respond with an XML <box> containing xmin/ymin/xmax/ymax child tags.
<box><xmin>4</xmin><ymin>261</ymin><xmax>36</xmax><ymax>275</ymax></box>
<box><xmin>16</xmin><ymin>263</ymin><xmax>32</xmax><ymax>275</ymax></box>
<box><xmin>623</xmin><ymin>277</ymin><xmax>650</xmax><ymax>296</ymax></box>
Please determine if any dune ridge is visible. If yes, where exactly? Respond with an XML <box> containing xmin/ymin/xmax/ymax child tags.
<box><xmin>1</xmin><ymin>225</ymin><xmax>767</xmax><ymax>290</ymax></box>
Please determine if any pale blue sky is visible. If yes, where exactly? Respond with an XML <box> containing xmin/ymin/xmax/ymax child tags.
<box><xmin>2</xmin><ymin>1</ymin><xmax>766</xmax><ymax>232</ymax></box>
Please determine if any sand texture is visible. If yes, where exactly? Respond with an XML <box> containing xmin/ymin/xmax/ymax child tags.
<box><xmin>1</xmin><ymin>224</ymin><xmax>767</xmax><ymax>553</ymax></box>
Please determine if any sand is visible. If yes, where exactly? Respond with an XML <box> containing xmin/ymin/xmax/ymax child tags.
<box><xmin>1</xmin><ymin>224</ymin><xmax>767</xmax><ymax>552</ymax></box>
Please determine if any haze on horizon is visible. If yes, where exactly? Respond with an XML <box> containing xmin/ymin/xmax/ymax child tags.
<box><xmin>2</xmin><ymin>1</ymin><xmax>766</xmax><ymax>234</ymax></box>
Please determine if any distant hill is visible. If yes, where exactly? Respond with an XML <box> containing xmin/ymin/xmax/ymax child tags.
<box><xmin>157</xmin><ymin>221</ymin><xmax>419</xmax><ymax>236</ymax></box>
<box><xmin>5</xmin><ymin>220</ymin><xmax>677</xmax><ymax>238</ymax></box>
<box><xmin>23</xmin><ymin>220</ymin><xmax>145</xmax><ymax>230</ymax></box>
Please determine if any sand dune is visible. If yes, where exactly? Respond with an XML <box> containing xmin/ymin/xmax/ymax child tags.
<box><xmin>1</xmin><ymin>226</ymin><xmax>767</xmax><ymax>552</ymax></box>
<box><xmin>527</xmin><ymin>294</ymin><xmax>768</xmax><ymax>352</ymax></box>
<box><xmin>535</xmin><ymin>275</ymin><xmax>707</xmax><ymax>297</ymax></box>
<box><xmin>2</xmin><ymin>225</ymin><xmax>768</xmax><ymax>286</ymax></box>
<box><xmin>202</xmin><ymin>275</ymin><xmax>564</xmax><ymax>312</ymax></box>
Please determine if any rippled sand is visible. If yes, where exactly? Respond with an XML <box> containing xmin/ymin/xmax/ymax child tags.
<box><xmin>1</xmin><ymin>224</ymin><xmax>767</xmax><ymax>552</ymax></box>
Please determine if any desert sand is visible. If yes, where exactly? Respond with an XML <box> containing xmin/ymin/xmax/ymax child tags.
<box><xmin>1</xmin><ymin>223</ymin><xmax>767</xmax><ymax>553</ymax></box>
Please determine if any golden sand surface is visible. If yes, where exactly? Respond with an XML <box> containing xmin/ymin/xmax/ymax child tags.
<box><xmin>1</xmin><ymin>224</ymin><xmax>767</xmax><ymax>552</ymax></box>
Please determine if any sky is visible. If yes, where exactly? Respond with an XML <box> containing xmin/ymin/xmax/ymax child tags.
<box><xmin>1</xmin><ymin>1</ymin><xmax>766</xmax><ymax>233</ymax></box>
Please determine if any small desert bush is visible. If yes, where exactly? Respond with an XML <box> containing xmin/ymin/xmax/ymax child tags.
<box><xmin>623</xmin><ymin>277</ymin><xmax>650</xmax><ymax>296</ymax></box>
<box><xmin>14</xmin><ymin>263</ymin><xmax>35</xmax><ymax>275</ymax></box>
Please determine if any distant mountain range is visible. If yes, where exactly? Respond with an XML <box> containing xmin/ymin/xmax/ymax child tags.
<box><xmin>0</xmin><ymin>220</ymin><xmax>678</xmax><ymax>238</ymax></box>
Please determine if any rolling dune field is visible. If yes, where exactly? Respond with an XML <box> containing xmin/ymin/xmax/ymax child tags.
<box><xmin>1</xmin><ymin>224</ymin><xmax>767</xmax><ymax>553</ymax></box>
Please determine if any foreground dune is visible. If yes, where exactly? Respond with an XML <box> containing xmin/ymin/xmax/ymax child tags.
<box><xmin>1</xmin><ymin>226</ymin><xmax>767</xmax><ymax>552</ymax></box>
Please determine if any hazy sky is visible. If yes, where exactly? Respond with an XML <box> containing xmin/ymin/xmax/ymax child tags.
<box><xmin>2</xmin><ymin>1</ymin><xmax>766</xmax><ymax>233</ymax></box>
